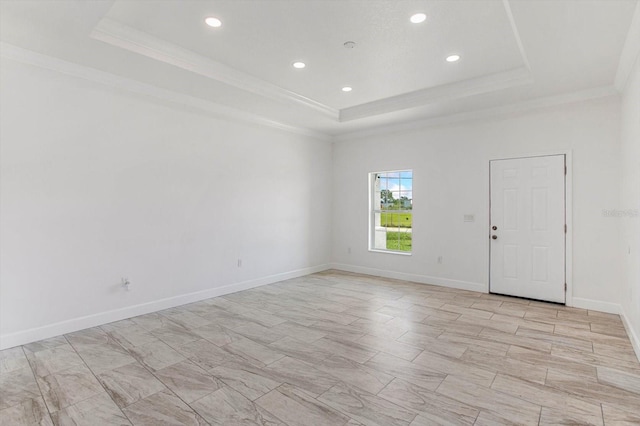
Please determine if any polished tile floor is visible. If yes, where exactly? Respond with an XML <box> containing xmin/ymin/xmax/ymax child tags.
<box><xmin>1</xmin><ymin>270</ymin><xmax>639</xmax><ymax>425</ymax></box>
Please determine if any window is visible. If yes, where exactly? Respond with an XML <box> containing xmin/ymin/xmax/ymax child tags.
<box><xmin>369</xmin><ymin>170</ymin><xmax>413</xmax><ymax>253</ymax></box>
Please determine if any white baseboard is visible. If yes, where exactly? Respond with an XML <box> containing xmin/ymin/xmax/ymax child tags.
<box><xmin>620</xmin><ymin>305</ymin><xmax>640</xmax><ymax>363</ymax></box>
<box><xmin>571</xmin><ymin>298</ymin><xmax>640</xmax><ymax>363</ymax></box>
<box><xmin>329</xmin><ymin>263</ymin><xmax>486</xmax><ymax>293</ymax></box>
<box><xmin>330</xmin><ymin>265</ymin><xmax>640</xmax><ymax>362</ymax></box>
<box><xmin>0</xmin><ymin>264</ymin><xmax>330</xmax><ymax>350</ymax></box>
<box><xmin>571</xmin><ymin>297</ymin><xmax>622</xmax><ymax>314</ymax></box>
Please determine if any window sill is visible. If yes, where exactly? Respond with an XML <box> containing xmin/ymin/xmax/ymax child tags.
<box><xmin>368</xmin><ymin>249</ymin><xmax>412</xmax><ymax>256</ymax></box>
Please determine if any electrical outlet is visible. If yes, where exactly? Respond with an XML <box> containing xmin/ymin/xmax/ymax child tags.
<box><xmin>437</xmin><ymin>256</ymin><xmax>443</xmax><ymax>264</ymax></box>
<box><xmin>121</xmin><ymin>278</ymin><xmax>130</xmax><ymax>291</ymax></box>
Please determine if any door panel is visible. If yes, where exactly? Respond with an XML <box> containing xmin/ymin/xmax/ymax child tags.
<box><xmin>490</xmin><ymin>155</ymin><xmax>565</xmax><ymax>303</ymax></box>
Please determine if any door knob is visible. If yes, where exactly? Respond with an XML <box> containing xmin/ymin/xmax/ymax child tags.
<box><xmin>492</xmin><ymin>226</ymin><xmax>497</xmax><ymax>230</ymax></box>
<box><xmin>492</xmin><ymin>235</ymin><xmax>498</xmax><ymax>240</ymax></box>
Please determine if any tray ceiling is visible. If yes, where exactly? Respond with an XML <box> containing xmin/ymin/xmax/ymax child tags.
<box><xmin>0</xmin><ymin>0</ymin><xmax>637</xmax><ymax>136</ymax></box>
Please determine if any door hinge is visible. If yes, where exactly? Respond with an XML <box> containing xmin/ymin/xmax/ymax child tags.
<box><xmin>565</xmin><ymin>283</ymin><xmax>567</xmax><ymax>292</ymax></box>
<box><xmin>564</xmin><ymin>224</ymin><xmax>567</xmax><ymax>233</ymax></box>
<box><xmin>565</xmin><ymin>165</ymin><xmax>567</xmax><ymax>175</ymax></box>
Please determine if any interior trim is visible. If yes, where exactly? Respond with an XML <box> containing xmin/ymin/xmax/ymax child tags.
<box><xmin>621</xmin><ymin>305</ymin><xmax>640</xmax><ymax>363</ymax></box>
<box><xmin>339</xmin><ymin>67</ymin><xmax>533</xmax><ymax>122</ymax></box>
<box><xmin>90</xmin><ymin>2</ymin><xmax>533</xmax><ymax>124</ymax></box>
<box><xmin>0</xmin><ymin>264</ymin><xmax>331</xmax><ymax>350</ymax></box>
<box><xmin>0</xmin><ymin>42</ymin><xmax>331</xmax><ymax>141</ymax></box>
<box><xmin>334</xmin><ymin>86</ymin><xmax>618</xmax><ymax>142</ymax></box>
<box><xmin>330</xmin><ymin>263</ymin><xmax>486</xmax><ymax>293</ymax></box>
<box><xmin>90</xmin><ymin>18</ymin><xmax>340</xmax><ymax>120</ymax></box>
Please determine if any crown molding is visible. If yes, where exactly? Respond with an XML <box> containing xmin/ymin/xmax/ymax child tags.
<box><xmin>338</xmin><ymin>1</ymin><xmax>532</xmax><ymax>122</ymax></box>
<box><xmin>333</xmin><ymin>85</ymin><xmax>618</xmax><ymax>142</ymax></box>
<box><xmin>614</xmin><ymin>1</ymin><xmax>640</xmax><ymax>91</ymax></box>
<box><xmin>339</xmin><ymin>66</ymin><xmax>533</xmax><ymax>122</ymax></box>
<box><xmin>90</xmin><ymin>18</ymin><xmax>340</xmax><ymax>120</ymax></box>
<box><xmin>502</xmin><ymin>0</ymin><xmax>531</xmax><ymax>71</ymax></box>
<box><xmin>1</xmin><ymin>43</ymin><xmax>618</xmax><ymax>144</ymax></box>
<box><xmin>0</xmin><ymin>42</ymin><xmax>331</xmax><ymax>141</ymax></box>
<box><xmin>91</xmin><ymin>15</ymin><xmax>535</xmax><ymax>124</ymax></box>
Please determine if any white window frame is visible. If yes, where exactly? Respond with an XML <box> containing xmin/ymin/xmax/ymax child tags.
<box><xmin>368</xmin><ymin>169</ymin><xmax>413</xmax><ymax>255</ymax></box>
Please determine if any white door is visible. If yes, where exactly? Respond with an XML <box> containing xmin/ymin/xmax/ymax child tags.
<box><xmin>490</xmin><ymin>155</ymin><xmax>566</xmax><ymax>303</ymax></box>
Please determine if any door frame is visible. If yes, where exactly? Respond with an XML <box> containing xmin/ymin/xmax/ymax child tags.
<box><xmin>488</xmin><ymin>150</ymin><xmax>573</xmax><ymax>307</ymax></box>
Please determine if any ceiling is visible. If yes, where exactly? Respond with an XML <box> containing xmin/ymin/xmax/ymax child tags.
<box><xmin>1</xmin><ymin>0</ymin><xmax>638</xmax><ymax>138</ymax></box>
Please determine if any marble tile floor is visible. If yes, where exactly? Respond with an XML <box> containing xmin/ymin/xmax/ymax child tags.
<box><xmin>1</xmin><ymin>270</ymin><xmax>639</xmax><ymax>425</ymax></box>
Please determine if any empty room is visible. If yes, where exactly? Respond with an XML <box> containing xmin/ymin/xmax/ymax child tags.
<box><xmin>1</xmin><ymin>0</ymin><xmax>639</xmax><ymax>425</ymax></box>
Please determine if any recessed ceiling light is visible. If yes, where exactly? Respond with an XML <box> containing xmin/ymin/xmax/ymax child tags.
<box><xmin>446</xmin><ymin>54</ymin><xmax>460</xmax><ymax>62</ymax></box>
<box><xmin>410</xmin><ymin>13</ymin><xmax>427</xmax><ymax>24</ymax></box>
<box><xmin>342</xmin><ymin>86</ymin><xmax>353</xmax><ymax>92</ymax></box>
<box><xmin>205</xmin><ymin>17</ymin><xmax>222</xmax><ymax>28</ymax></box>
<box><xmin>292</xmin><ymin>62</ymin><xmax>306</xmax><ymax>69</ymax></box>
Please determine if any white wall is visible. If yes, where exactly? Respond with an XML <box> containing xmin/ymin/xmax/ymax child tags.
<box><xmin>0</xmin><ymin>49</ymin><xmax>633</xmax><ymax>353</ymax></box>
<box><xmin>620</xmin><ymin>53</ymin><xmax>640</xmax><ymax>355</ymax></box>
<box><xmin>0</xmin><ymin>59</ymin><xmax>332</xmax><ymax>348</ymax></box>
<box><xmin>332</xmin><ymin>98</ymin><xmax>623</xmax><ymax>309</ymax></box>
